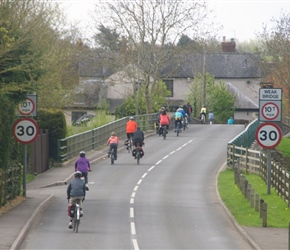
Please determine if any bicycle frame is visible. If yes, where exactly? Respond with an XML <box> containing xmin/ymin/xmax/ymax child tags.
<box><xmin>73</xmin><ymin>200</ymin><xmax>81</xmax><ymax>233</ymax></box>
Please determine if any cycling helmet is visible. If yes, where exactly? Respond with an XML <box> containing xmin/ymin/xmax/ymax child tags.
<box><xmin>177</xmin><ymin>108</ymin><xmax>182</xmax><ymax>112</ymax></box>
<box><xmin>210</xmin><ymin>110</ymin><xmax>213</xmax><ymax>112</ymax></box>
<box><xmin>74</xmin><ymin>171</ymin><xmax>82</xmax><ymax>178</ymax></box>
<box><xmin>111</xmin><ymin>132</ymin><xmax>116</xmax><ymax>136</ymax></box>
<box><xmin>202</xmin><ymin>105</ymin><xmax>206</xmax><ymax>107</ymax></box>
<box><xmin>161</xmin><ymin>107</ymin><xmax>165</xmax><ymax>111</ymax></box>
<box><xmin>130</xmin><ymin>117</ymin><xmax>134</xmax><ymax>120</ymax></box>
<box><xmin>80</xmin><ymin>151</ymin><xmax>86</xmax><ymax>157</ymax></box>
<box><xmin>179</xmin><ymin>105</ymin><xmax>183</xmax><ymax>108</ymax></box>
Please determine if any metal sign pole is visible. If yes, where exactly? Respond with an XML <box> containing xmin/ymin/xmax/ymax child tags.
<box><xmin>23</xmin><ymin>144</ymin><xmax>27</xmax><ymax>197</ymax></box>
<box><xmin>267</xmin><ymin>149</ymin><xmax>271</xmax><ymax>195</ymax></box>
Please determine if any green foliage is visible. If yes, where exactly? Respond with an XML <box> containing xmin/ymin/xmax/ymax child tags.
<box><xmin>36</xmin><ymin>109</ymin><xmax>67</xmax><ymax>161</ymax></box>
<box><xmin>276</xmin><ymin>137</ymin><xmax>290</xmax><ymax>158</ymax></box>
<box><xmin>0</xmin><ymin>95</ymin><xmax>16</xmax><ymax>169</ymax></box>
<box><xmin>218</xmin><ymin>168</ymin><xmax>290</xmax><ymax>227</ymax></box>
<box><xmin>187</xmin><ymin>73</ymin><xmax>235</xmax><ymax>122</ymax></box>
<box><xmin>115</xmin><ymin>81</ymin><xmax>170</xmax><ymax>118</ymax></box>
<box><xmin>66</xmin><ymin>111</ymin><xmax>115</xmax><ymax>136</ymax></box>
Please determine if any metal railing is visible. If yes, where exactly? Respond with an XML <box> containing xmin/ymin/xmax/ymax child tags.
<box><xmin>57</xmin><ymin>113</ymin><xmax>157</xmax><ymax>162</ymax></box>
<box><xmin>228</xmin><ymin>119</ymin><xmax>260</xmax><ymax>148</ymax></box>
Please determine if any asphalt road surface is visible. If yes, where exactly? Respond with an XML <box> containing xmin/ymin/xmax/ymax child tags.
<box><xmin>20</xmin><ymin>124</ymin><xmax>252</xmax><ymax>250</ymax></box>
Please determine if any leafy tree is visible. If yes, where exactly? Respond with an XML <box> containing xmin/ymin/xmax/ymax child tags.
<box><xmin>115</xmin><ymin>80</ymin><xmax>171</xmax><ymax>118</ymax></box>
<box><xmin>92</xmin><ymin>0</ymin><xmax>218</xmax><ymax>114</ymax></box>
<box><xmin>187</xmin><ymin>73</ymin><xmax>235</xmax><ymax>122</ymax></box>
<box><xmin>257</xmin><ymin>12</ymin><xmax>290</xmax><ymax>119</ymax></box>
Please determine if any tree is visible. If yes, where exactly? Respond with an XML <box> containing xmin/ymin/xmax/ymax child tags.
<box><xmin>187</xmin><ymin>73</ymin><xmax>235</xmax><ymax>122</ymax></box>
<box><xmin>0</xmin><ymin>0</ymin><xmax>78</xmax><ymax>108</ymax></box>
<box><xmin>115</xmin><ymin>80</ymin><xmax>171</xmax><ymax>118</ymax></box>
<box><xmin>258</xmin><ymin>12</ymin><xmax>290</xmax><ymax>119</ymax></box>
<box><xmin>92</xmin><ymin>0</ymin><xmax>218</xmax><ymax>114</ymax></box>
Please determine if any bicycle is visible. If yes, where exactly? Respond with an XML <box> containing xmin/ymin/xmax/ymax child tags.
<box><xmin>176</xmin><ymin>121</ymin><xmax>181</xmax><ymax>137</ymax></box>
<box><xmin>200</xmin><ymin>113</ymin><xmax>206</xmax><ymax>124</ymax></box>
<box><xmin>134</xmin><ymin>142</ymin><xmax>142</xmax><ymax>165</ymax></box>
<box><xmin>159</xmin><ymin>125</ymin><xmax>167</xmax><ymax>140</ymax></box>
<box><xmin>110</xmin><ymin>147</ymin><xmax>115</xmax><ymax>165</ymax></box>
<box><xmin>127</xmin><ymin>135</ymin><xmax>133</xmax><ymax>153</ymax></box>
<box><xmin>68</xmin><ymin>198</ymin><xmax>82</xmax><ymax>233</ymax></box>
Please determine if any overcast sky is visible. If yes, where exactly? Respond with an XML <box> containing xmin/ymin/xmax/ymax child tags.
<box><xmin>60</xmin><ymin>0</ymin><xmax>290</xmax><ymax>42</ymax></box>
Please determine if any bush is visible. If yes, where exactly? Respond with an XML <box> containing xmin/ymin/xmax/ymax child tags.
<box><xmin>36</xmin><ymin>109</ymin><xmax>67</xmax><ymax>161</ymax></box>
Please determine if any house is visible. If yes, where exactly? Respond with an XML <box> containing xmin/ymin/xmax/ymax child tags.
<box><xmin>77</xmin><ymin>39</ymin><xmax>261</xmax><ymax>121</ymax></box>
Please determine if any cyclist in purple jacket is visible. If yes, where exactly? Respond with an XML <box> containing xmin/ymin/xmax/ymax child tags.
<box><xmin>75</xmin><ymin>151</ymin><xmax>91</xmax><ymax>191</ymax></box>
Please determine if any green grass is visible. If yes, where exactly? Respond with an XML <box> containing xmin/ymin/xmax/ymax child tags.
<box><xmin>276</xmin><ymin>137</ymin><xmax>290</xmax><ymax>158</ymax></box>
<box><xmin>66</xmin><ymin>111</ymin><xmax>115</xmax><ymax>136</ymax></box>
<box><xmin>218</xmin><ymin>168</ymin><xmax>289</xmax><ymax>228</ymax></box>
<box><xmin>26</xmin><ymin>173</ymin><xmax>35</xmax><ymax>183</ymax></box>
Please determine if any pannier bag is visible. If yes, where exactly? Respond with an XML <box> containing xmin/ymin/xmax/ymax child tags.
<box><xmin>68</xmin><ymin>204</ymin><xmax>75</xmax><ymax>218</ymax></box>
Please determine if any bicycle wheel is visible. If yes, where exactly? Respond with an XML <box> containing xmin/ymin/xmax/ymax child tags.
<box><xmin>162</xmin><ymin>126</ymin><xmax>166</xmax><ymax>140</ymax></box>
<box><xmin>111</xmin><ymin>149</ymin><xmax>114</xmax><ymax>165</ymax></box>
<box><xmin>177</xmin><ymin>123</ymin><xmax>180</xmax><ymax>137</ymax></box>
<box><xmin>136</xmin><ymin>148</ymin><xmax>140</xmax><ymax>165</ymax></box>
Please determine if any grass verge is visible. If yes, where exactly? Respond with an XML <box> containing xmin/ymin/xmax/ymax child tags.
<box><xmin>218</xmin><ymin>168</ymin><xmax>289</xmax><ymax>228</ymax></box>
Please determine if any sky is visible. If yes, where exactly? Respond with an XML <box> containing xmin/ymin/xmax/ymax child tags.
<box><xmin>60</xmin><ymin>0</ymin><xmax>290</xmax><ymax>42</ymax></box>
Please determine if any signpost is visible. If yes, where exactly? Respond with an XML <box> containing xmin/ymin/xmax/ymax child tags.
<box><xmin>12</xmin><ymin>118</ymin><xmax>39</xmax><ymax>197</ymax></box>
<box><xmin>258</xmin><ymin>88</ymin><xmax>282</xmax><ymax>194</ymax></box>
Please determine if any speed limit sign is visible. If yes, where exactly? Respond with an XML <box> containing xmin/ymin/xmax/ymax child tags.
<box><xmin>255</xmin><ymin>123</ymin><xmax>282</xmax><ymax>149</ymax></box>
<box><xmin>12</xmin><ymin>118</ymin><xmax>39</xmax><ymax>144</ymax></box>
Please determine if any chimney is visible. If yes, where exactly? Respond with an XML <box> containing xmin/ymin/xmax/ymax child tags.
<box><xmin>222</xmin><ymin>37</ymin><xmax>236</xmax><ymax>53</ymax></box>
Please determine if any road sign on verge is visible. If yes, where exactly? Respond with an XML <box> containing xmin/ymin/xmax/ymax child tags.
<box><xmin>260</xmin><ymin>101</ymin><xmax>281</xmax><ymax>121</ymax></box>
<box><xmin>12</xmin><ymin>118</ymin><xmax>39</xmax><ymax>144</ymax></box>
<box><xmin>255</xmin><ymin>123</ymin><xmax>282</xmax><ymax>149</ymax></box>
<box><xmin>16</xmin><ymin>94</ymin><xmax>37</xmax><ymax>117</ymax></box>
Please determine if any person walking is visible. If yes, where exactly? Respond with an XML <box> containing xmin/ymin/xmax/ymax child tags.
<box><xmin>75</xmin><ymin>151</ymin><xmax>91</xmax><ymax>191</ymax></box>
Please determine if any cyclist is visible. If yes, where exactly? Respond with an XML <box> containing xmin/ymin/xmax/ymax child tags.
<box><xmin>125</xmin><ymin>117</ymin><xmax>138</xmax><ymax>147</ymax></box>
<box><xmin>174</xmin><ymin>108</ymin><xmax>183</xmax><ymax>132</ymax></box>
<box><xmin>155</xmin><ymin>107</ymin><xmax>165</xmax><ymax>133</ymax></box>
<box><xmin>132</xmin><ymin>127</ymin><xmax>144</xmax><ymax>158</ymax></box>
<box><xmin>227</xmin><ymin>117</ymin><xmax>235</xmax><ymax>124</ymax></box>
<box><xmin>208</xmin><ymin>110</ymin><xmax>214</xmax><ymax>124</ymax></box>
<box><xmin>159</xmin><ymin>108</ymin><xmax>170</xmax><ymax>135</ymax></box>
<box><xmin>200</xmin><ymin>105</ymin><xmax>207</xmax><ymax>120</ymax></box>
<box><xmin>67</xmin><ymin>171</ymin><xmax>86</xmax><ymax>229</ymax></box>
<box><xmin>107</xmin><ymin>132</ymin><xmax>119</xmax><ymax>160</ymax></box>
<box><xmin>178</xmin><ymin>105</ymin><xmax>188</xmax><ymax>128</ymax></box>
<box><xmin>75</xmin><ymin>151</ymin><xmax>91</xmax><ymax>191</ymax></box>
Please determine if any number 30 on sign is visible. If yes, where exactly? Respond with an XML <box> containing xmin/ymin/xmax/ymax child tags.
<box><xmin>12</xmin><ymin>118</ymin><xmax>39</xmax><ymax>144</ymax></box>
<box><xmin>255</xmin><ymin>123</ymin><xmax>282</xmax><ymax>149</ymax></box>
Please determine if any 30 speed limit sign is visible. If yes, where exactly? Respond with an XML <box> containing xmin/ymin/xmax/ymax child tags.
<box><xmin>12</xmin><ymin>118</ymin><xmax>39</xmax><ymax>144</ymax></box>
<box><xmin>255</xmin><ymin>123</ymin><xmax>282</xmax><ymax>149</ymax></box>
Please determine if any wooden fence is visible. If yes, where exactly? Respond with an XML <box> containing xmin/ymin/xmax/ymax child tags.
<box><xmin>227</xmin><ymin>144</ymin><xmax>290</xmax><ymax>206</ymax></box>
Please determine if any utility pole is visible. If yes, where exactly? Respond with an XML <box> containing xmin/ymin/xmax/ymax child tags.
<box><xmin>202</xmin><ymin>48</ymin><xmax>206</xmax><ymax>105</ymax></box>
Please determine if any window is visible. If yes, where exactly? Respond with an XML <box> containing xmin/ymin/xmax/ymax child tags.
<box><xmin>163</xmin><ymin>79</ymin><xmax>173</xmax><ymax>97</ymax></box>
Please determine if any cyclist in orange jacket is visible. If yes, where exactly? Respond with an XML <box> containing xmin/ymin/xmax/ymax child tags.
<box><xmin>126</xmin><ymin>117</ymin><xmax>138</xmax><ymax>140</ymax></box>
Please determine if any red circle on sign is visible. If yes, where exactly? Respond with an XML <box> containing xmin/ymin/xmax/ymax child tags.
<box><xmin>12</xmin><ymin>118</ymin><xmax>39</xmax><ymax>144</ymax></box>
<box><xmin>18</xmin><ymin>97</ymin><xmax>35</xmax><ymax>116</ymax></box>
<box><xmin>255</xmin><ymin>123</ymin><xmax>282</xmax><ymax>149</ymax></box>
<box><xmin>261</xmin><ymin>102</ymin><xmax>279</xmax><ymax>121</ymax></box>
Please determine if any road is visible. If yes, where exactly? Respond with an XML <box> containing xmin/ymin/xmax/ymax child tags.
<box><xmin>20</xmin><ymin>124</ymin><xmax>252</xmax><ymax>249</ymax></box>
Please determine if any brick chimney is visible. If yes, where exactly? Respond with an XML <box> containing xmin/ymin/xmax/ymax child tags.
<box><xmin>221</xmin><ymin>37</ymin><xmax>236</xmax><ymax>52</ymax></box>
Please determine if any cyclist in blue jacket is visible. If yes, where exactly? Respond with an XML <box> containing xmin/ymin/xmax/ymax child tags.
<box><xmin>67</xmin><ymin>171</ymin><xmax>86</xmax><ymax>229</ymax></box>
